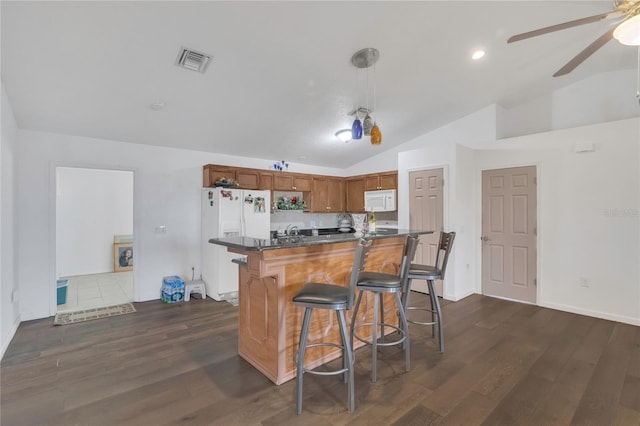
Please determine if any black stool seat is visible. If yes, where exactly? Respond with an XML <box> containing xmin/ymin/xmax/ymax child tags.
<box><xmin>357</xmin><ymin>272</ymin><xmax>402</xmax><ymax>289</ymax></box>
<box><xmin>408</xmin><ymin>264</ymin><xmax>440</xmax><ymax>279</ymax></box>
<box><xmin>293</xmin><ymin>283</ymin><xmax>349</xmax><ymax>307</ymax></box>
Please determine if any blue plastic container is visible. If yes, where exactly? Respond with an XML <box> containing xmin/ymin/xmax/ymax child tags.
<box><xmin>56</xmin><ymin>279</ymin><xmax>68</xmax><ymax>305</ymax></box>
<box><xmin>161</xmin><ymin>276</ymin><xmax>185</xmax><ymax>303</ymax></box>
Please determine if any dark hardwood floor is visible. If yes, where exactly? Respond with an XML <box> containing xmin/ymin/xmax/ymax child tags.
<box><xmin>1</xmin><ymin>293</ymin><xmax>638</xmax><ymax>425</ymax></box>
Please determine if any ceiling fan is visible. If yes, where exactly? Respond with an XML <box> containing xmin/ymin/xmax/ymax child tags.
<box><xmin>508</xmin><ymin>0</ymin><xmax>640</xmax><ymax>77</ymax></box>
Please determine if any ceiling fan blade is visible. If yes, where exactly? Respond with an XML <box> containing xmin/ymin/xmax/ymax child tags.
<box><xmin>553</xmin><ymin>27</ymin><xmax>615</xmax><ymax>77</ymax></box>
<box><xmin>507</xmin><ymin>11</ymin><xmax>613</xmax><ymax>43</ymax></box>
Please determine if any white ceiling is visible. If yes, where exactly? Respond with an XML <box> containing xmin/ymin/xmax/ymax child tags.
<box><xmin>2</xmin><ymin>1</ymin><xmax>636</xmax><ymax>168</ymax></box>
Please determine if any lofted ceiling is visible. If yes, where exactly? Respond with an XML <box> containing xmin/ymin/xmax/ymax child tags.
<box><xmin>1</xmin><ymin>1</ymin><xmax>636</xmax><ymax>168</ymax></box>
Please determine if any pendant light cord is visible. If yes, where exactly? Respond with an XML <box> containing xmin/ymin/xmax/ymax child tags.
<box><xmin>636</xmin><ymin>47</ymin><xmax>639</xmax><ymax>105</ymax></box>
<box><xmin>373</xmin><ymin>62</ymin><xmax>377</xmax><ymax>119</ymax></box>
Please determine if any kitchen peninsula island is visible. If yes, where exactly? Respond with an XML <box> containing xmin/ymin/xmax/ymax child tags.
<box><xmin>209</xmin><ymin>229</ymin><xmax>432</xmax><ymax>384</ymax></box>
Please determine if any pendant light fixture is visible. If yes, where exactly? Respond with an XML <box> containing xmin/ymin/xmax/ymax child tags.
<box><xmin>350</xmin><ymin>48</ymin><xmax>381</xmax><ymax>145</ymax></box>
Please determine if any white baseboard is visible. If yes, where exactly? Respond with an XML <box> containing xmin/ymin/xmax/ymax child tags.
<box><xmin>449</xmin><ymin>289</ymin><xmax>478</xmax><ymax>302</ymax></box>
<box><xmin>1</xmin><ymin>314</ymin><xmax>21</xmax><ymax>360</ymax></box>
<box><xmin>539</xmin><ymin>300</ymin><xmax>640</xmax><ymax>326</ymax></box>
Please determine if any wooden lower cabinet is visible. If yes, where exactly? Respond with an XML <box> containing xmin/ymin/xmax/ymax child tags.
<box><xmin>231</xmin><ymin>238</ymin><xmax>403</xmax><ymax>385</ymax></box>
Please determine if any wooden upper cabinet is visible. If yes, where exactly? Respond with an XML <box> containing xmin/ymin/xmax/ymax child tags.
<box><xmin>364</xmin><ymin>172</ymin><xmax>398</xmax><ymax>191</ymax></box>
<box><xmin>311</xmin><ymin>178</ymin><xmax>343</xmax><ymax>213</ymax></box>
<box><xmin>203</xmin><ymin>165</ymin><xmax>236</xmax><ymax>187</ymax></box>
<box><xmin>326</xmin><ymin>179</ymin><xmax>344</xmax><ymax>212</ymax></box>
<box><xmin>273</xmin><ymin>174</ymin><xmax>313</xmax><ymax>191</ymax></box>
<box><xmin>379</xmin><ymin>173</ymin><xmax>397</xmax><ymax>190</ymax></box>
<box><xmin>259</xmin><ymin>172</ymin><xmax>274</xmax><ymax>191</ymax></box>
<box><xmin>346</xmin><ymin>178</ymin><xmax>366</xmax><ymax>213</ymax></box>
<box><xmin>310</xmin><ymin>178</ymin><xmax>329</xmax><ymax>212</ymax></box>
<box><xmin>235</xmin><ymin>170</ymin><xmax>260</xmax><ymax>189</ymax></box>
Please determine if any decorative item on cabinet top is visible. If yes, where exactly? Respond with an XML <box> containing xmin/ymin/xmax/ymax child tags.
<box><xmin>215</xmin><ymin>177</ymin><xmax>238</xmax><ymax>188</ymax></box>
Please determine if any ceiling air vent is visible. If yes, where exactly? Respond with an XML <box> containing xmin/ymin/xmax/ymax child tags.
<box><xmin>175</xmin><ymin>47</ymin><xmax>212</xmax><ymax>73</ymax></box>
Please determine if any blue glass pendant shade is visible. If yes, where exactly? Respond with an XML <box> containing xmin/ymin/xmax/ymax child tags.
<box><xmin>352</xmin><ymin>118</ymin><xmax>363</xmax><ymax>140</ymax></box>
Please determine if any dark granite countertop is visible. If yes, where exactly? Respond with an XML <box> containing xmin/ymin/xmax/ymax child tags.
<box><xmin>208</xmin><ymin>229</ymin><xmax>433</xmax><ymax>252</ymax></box>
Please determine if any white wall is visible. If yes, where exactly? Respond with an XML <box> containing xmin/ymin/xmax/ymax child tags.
<box><xmin>499</xmin><ymin>70</ymin><xmax>638</xmax><ymax>139</ymax></box>
<box><xmin>1</xmin><ymin>85</ymin><xmax>20</xmax><ymax>358</ymax></box>
<box><xmin>394</xmin><ymin>102</ymin><xmax>638</xmax><ymax>325</ymax></box>
<box><xmin>56</xmin><ymin>167</ymin><xmax>133</xmax><ymax>277</ymax></box>
<box><xmin>395</xmin><ymin>106</ymin><xmax>498</xmax><ymax>301</ymax></box>
<box><xmin>475</xmin><ymin>118</ymin><xmax>640</xmax><ymax>325</ymax></box>
<box><xmin>16</xmin><ymin>129</ymin><xmax>344</xmax><ymax>321</ymax></box>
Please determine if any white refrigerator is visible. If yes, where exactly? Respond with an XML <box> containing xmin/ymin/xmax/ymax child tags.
<box><xmin>201</xmin><ymin>188</ymin><xmax>271</xmax><ymax>301</ymax></box>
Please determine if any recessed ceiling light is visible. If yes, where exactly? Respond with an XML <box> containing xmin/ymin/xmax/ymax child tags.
<box><xmin>149</xmin><ymin>101</ymin><xmax>165</xmax><ymax>111</ymax></box>
<box><xmin>472</xmin><ymin>50</ymin><xmax>485</xmax><ymax>60</ymax></box>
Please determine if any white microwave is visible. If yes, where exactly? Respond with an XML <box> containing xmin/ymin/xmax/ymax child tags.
<box><xmin>364</xmin><ymin>189</ymin><xmax>396</xmax><ymax>212</ymax></box>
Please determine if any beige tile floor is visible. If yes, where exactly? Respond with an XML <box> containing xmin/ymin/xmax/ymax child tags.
<box><xmin>57</xmin><ymin>271</ymin><xmax>133</xmax><ymax>312</ymax></box>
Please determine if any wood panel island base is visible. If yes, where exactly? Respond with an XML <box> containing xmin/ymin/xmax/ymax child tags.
<box><xmin>210</xmin><ymin>231</ymin><xmax>432</xmax><ymax>385</ymax></box>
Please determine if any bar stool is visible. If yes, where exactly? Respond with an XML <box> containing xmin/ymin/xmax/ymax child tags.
<box><xmin>402</xmin><ymin>231</ymin><xmax>456</xmax><ymax>353</ymax></box>
<box><xmin>292</xmin><ymin>239</ymin><xmax>372</xmax><ymax>414</ymax></box>
<box><xmin>350</xmin><ymin>235</ymin><xmax>419</xmax><ymax>382</ymax></box>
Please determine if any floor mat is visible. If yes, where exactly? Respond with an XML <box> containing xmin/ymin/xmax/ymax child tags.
<box><xmin>54</xmin><ymin>303</ymin><xmax>136</xmax><ymax>325</ymax></box>
<box><xmin>225</xmin><ymin>298</ymin><xmax>239</xmax><ymax>307</ymax></box>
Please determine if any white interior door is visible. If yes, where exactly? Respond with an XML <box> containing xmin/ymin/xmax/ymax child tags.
<box><xmin>409</xmin><ymin>168</ymin><xmax>444</xmax><ymax>295</ymax></box>
<box><xmin>482</xmin><ymin>166</ymin><xmax>537</xmax><ymax>304</ymax></box>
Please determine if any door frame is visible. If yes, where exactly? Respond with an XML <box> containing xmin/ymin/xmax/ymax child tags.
<box><xmin>405</xmin><ymin>164</ymin><xmax>451</xmax><ymax>298</ymax></box>
<box><xmin>475</xmin><ymin>161</ymin><xmax>541</xmax><ymax>304</ymax></box>
<box><xmin>48</xmin><ymin>161</ymin><xmax>139</xmax><ymax>316</ymax></box>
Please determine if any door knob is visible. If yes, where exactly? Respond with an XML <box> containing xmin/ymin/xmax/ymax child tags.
<box><xmin>481</xmin><ymin>236</ymin><xmax>489</xmax><ymax>242</ymax></box>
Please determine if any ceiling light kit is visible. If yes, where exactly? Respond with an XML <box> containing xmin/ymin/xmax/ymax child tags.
<box><xmin>613</xmin><ymin>14</ymin><xmax>640</xmax><ymax>45</ymax></box>
<box><xmin>472</xmin><ymin>50</ymin><xmax>486</xmax><ymax>60</ymax></box>
<box><xmin>335</xmin><ymin>129</ymin><xmax>352</xmax><ymax>143</ymax></box>
<box><xmin>349</xmin><ymin>48</ymin><xmax>382</xmax><ymax>145</ymax></box>
<box><xmin>508</xmin><ymin>0</ymin><xmax>640</xmax><ymax>77</ymax></box>
<box><xmin>149</xmin><ymin>101</ymin><xmax>166</xmax><ymax>111</ymax></box>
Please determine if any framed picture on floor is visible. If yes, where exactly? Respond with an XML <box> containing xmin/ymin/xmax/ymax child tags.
<box><xmin>113</xmin><ymin>242</ymin><xmax>133</xmax><ymax>272</ymax></box>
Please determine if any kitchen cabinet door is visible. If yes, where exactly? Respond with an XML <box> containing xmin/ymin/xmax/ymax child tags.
<box><xmin>203</xmin><ymin>165</ymin><xmax>235</xmax><ymax>187</ymax></box>
<box><xmin>293</xmin><ymin>176</ymin><xmax>312</xmax><ymax>192</ymax></box>
<box><xmin>326</xmin><ymin>179</ymin><xmax>344</xmax><ymax>212</ymax></box>
<box><xmin>346</xmin><ymin>178</ymin><xmax>365</xmax><ymax>213</ymax></box>
<box><xmin>235</xmin><ymin>170</ymin><xmax>260</xmax><ymax>189</ymax></box>
<box><xmin>364</xmin><ymin>176</ymin><xmax>381</xmax><ymax>191</ymax></box>
<box><xmin>363</xmin><ymin>172</ymin><xmax>397</xmax><ymax>191</ymax></box>
<box><xmin>311</xmin><ymin>178</ymin><xmax>343</xmax><ymax>212</ymax></box>
<box><xmin>273</xmin><ymin>174</ymin><xmax>312</xmax><ymax>191</ymax></box>
<box><xmin>311</xmin><ymin>178</ymin><xmax>329</xmax><ymax>212</ymax></box>
<box><xmin>379</xmin><ymin>173</ymin><xmax>397</xmax><ymax>190</ymax></box>
<box><xmin>259</xmin><ymin>172</ymin><xmax>274</xmax><ymax>191</ymax></box>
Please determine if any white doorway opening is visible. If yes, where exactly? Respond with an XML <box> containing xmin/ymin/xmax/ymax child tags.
<box><xmin>55</xmin><ymin>167</ymin><xmax>134</xmax><ymax>312</ymax></box>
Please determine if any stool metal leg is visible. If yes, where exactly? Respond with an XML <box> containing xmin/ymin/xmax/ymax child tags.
<box><xmin>371</xmin><ymin>292</ymin><xmax>379</xmax><ymax>383</ymax></box>
<box><xmin>296</xmin><ymin>307</ymin><xmax>313</xmax><ymax>415</ymax></box>
<box><xmin>395</xmin><ymin>292</ymin><xmax>410</xmax><ymax>372</ymax></box>
<box><xmin>427</xmin><ymin>280</ymin><xmax>444</xmax><ymax>353</ymax></box>
<box><xmin>379</xmin><ymin>295</ymin><xmax>385</xmax><ymax>344</ymax></box>
<box><xmin>350</xmin><ymin>290</ymin><xmax>364</xmax><ymax>356</ymax></box>
<box><xmin>428</xmin><ymin>288</ymin><xmax>436</xmax><ymax>338</ymax></box>
<box><xmin>336</xmin><ymin>310</ymin><xmax>354</xmax><ymax>413</ymax></box>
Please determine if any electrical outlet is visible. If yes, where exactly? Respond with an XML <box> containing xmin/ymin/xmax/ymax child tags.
<box><xmin>11</xmin><ymin>290</ymin><xmax>18</xmax><ymax>302</ymax></box>
<box><xmin>579</xmin><ymin>277</ymin><xmax>589</xmax><ymax>288</ymax></box>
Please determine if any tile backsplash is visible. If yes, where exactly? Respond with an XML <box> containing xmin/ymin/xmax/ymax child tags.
<box><xmin>270</xmin><ymin>210</ymin><xmax>398</xmax><ymax>232</ymax></box>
